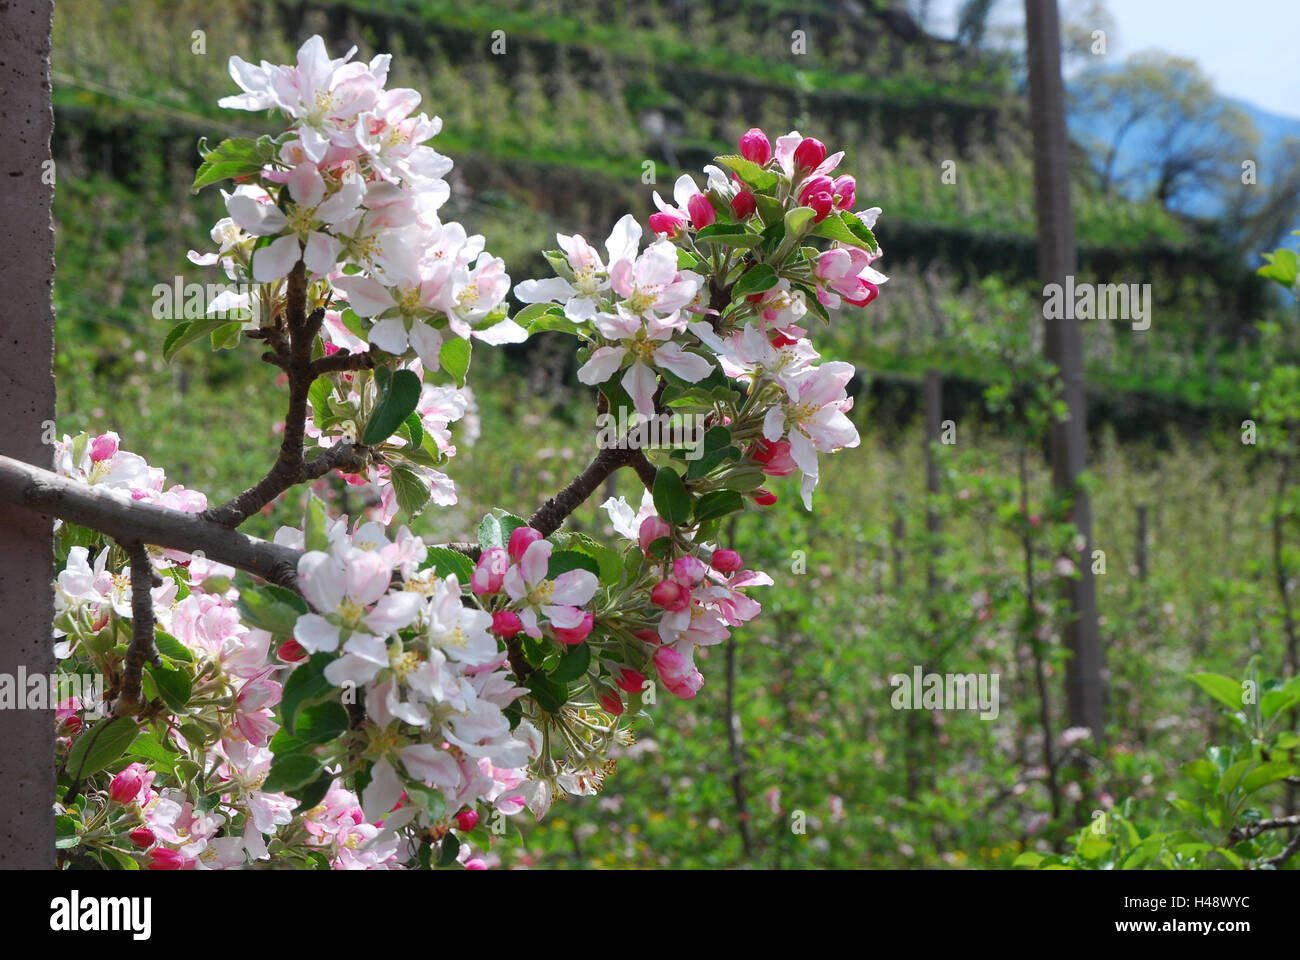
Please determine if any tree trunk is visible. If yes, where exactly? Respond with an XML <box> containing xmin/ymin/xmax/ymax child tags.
<box><xmin>1024</xmin><ymin>0</ymin><xmax>1106</xmax><ymax>739</ymax></box>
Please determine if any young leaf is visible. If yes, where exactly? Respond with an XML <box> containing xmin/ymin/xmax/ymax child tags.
<box><xmin>653</xmin><ymin>467</ymin><xmax>692</xmax><ymax>525</ymax></box>
<box><xmin>362</xmin><ymin>369</ymin><xmax>422</xmax><ymax>445</ymax></box>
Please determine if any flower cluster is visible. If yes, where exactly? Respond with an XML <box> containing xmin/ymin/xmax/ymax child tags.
<box><xmin>48</xmin><ymin>40</ymin><xmax>878</xmax><ymax>869</ymax></box>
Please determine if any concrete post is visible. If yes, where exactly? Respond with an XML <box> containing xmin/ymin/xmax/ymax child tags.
<box><xmin>0</xmin><ymin>0</ymin><xmax>57</xmax><ymax>868</ymax></box>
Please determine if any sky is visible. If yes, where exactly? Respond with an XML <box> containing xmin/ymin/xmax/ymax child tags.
<box><xmin>922</xmin><ymin>0</ymin><xmax>1300</xmax><ymax>120</ymax></box>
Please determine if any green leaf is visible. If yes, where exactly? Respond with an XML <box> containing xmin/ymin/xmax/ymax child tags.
<box><xmin>653</xmin><ymin>467</ymin><xmax>692</xmax><ymax>525</ymax></box>
<box><xmin>783</xmin><ymin>205</ymin><xmax>816</xmax><ymax>241</ymax></box>
<box><xmin>280</xmin><ymin>654</ymin><xmax>338</xmax><ymax>737</ymax></box>
<box><xmin>66</xmin><ymin>717</ymin><xmax>139</xmax><ymax>778</ymax></box>
<box><xmin>841</xmin><ymin>210</ymin><xmax>879</xmax><ymax>252</ymax></box>
<box><xmin>693</xmin><ymin>489</ymin><xmax>744</xmax><ymax>525</ymax></box>
<box><xmin>563</xmin><ymin>533</ymin><xmax>623</xmax><ymax>585</ymax></box>
<box><xmin>422</xmin><ymin>547</ymin><xmax>475</xmax><ymax>584</ymax></box>
<box><xmin>439</xmin><ymin>337</ymin><xmax>472</xmax><ymax>387</ymax></box>
<box><xmin>714</xmin><ymin>154</ymin><xmax>779</xmax><ymax>191</ymax></box>
<box><xmin>548</xmin><ymin>550</ymin><xmax>601</xmax><ymax>580</ymax></box>
<box><xmin>292</xmin><ymin>776</ymin><xmax>335</xmax><ymax>814</ymax></box>
<box><xmin>477</xmin><ymin>511</ymin><xmax>529</xmax><ymax>552</ymax></box>
<box><xmin>210</xmin><ymin>322</ymin><xmax>242</xmax><ymax>351</ymax></box>
<box><xmin>236</xmin><ymin>588</ymin><xmax>303</xmax><ymax>637</ymax></box>
<box><xmin>437</xmin><ymin>832</ymin><xmax>461</xmax><ymax>867</ymax></box>
<box><xmin>1240</xmin><ymin>762</ymin><xmax>1297</xmax><ymax>796</ymax></box>
<box><xmin>389</xmin><ymin>462</ymin><xmax>432</xmax><ymax>520</ymax></box>
<box><xmin>550</xmin><ymin>642</ymin><xmax>591</xmax><ymax>683</ymax></box>
<box><xmin>694</xmin><ymin>223</ymin><xmax>760</xmax><ymax>248</ymax></box>
<box><xmin>1011</xmin><ymin>851</ymin><xmax>1044</xmax><ymax>868</ymax></box>
<box><xmin>163</xmin><ymin>319</ymin><xmax>233</xmax><ymax>362</ymax></box>
<box><xmin>362</xmin><ymin>369</ymin><xmax>422</xmax><ymax>445</ymax></box>
<box><xmin>192</xmin><ymin>136</ymin><xmax>274</xmax><ymax>193</ymax></box>
<box><xmin>271</xmin><ymin>701</ymin><xmax>349</xmax><ymax>753</ymax></box>
<box><xmin>525</xmin><ymin>672</ymin><xmax>568</xmax><ymax>713</ymax></box>
<box><xmin>308</xmin><ymin>378</ymin><xmax>334</xmax><ymax>419</ymax></box>
<box><xmin>152</xmin><ymin>630</ymin><xmax>193</xmax><ymax>663</ymax></box>
<box><xmin>263</xmin><ymin>753</ymin><xmax>325</xmax><ymax>794</ymax></box>
<box><xmin>811</xmin><ymin>210</ymin><xmax>865</xmax><ymax>246</ymax></box>
<box><xmin>145</xmin><ymin>662</ymin><xmax>192</xmax><ymax>714</ymax></box>
<box><xmin>732</xmin><ymin>263</ymin><xmax>779</xmax><ymax>298</ymax></box>
<box><xmin>1189</xmin><ymin>673</ymin><xmax>1245</xmax><ymax>712</ymax></box>
<box><xmin>303</xmin><ymin>492</ymin><xmax>330</xmax><ymax>553</ymax></box>
<box><xmin>1258</xmin><ymin>247</ymin><xmax>1299</xmax><ymax>288</ymax></box>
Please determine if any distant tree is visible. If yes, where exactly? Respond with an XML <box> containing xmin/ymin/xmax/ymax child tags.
<box><xmin>1072</xmin><ymin>51</ymin><xmax>1259</xmax><ymax>208</ymax></box>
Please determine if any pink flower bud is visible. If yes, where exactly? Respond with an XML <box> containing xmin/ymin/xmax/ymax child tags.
<box><xmin>89</xmin><ymin>433</ymin><xmax>119</xmax><ymax>463</ymax></box>
<box><xmin>464</xmin><ymin>858</ymin><xmax>488</xmax><ymax>870</ymax></box>
<box><xmin>673</xmin><ymin>555</ymin><xmax>707</xmax><ymax>585</ymax></box>
<box><xmin>739</xmin><ymin>127</ymin><xmax>772</xmax><ymax>165</ymax></box>
<box><xmin>805</xmin><ymin>190</ymin><xmax>834</xmax><ymax>223</ymax></box>
<box><xmin>730</xmin><ymin>190</ymin><xmax>757</xmax><ymax>220</ymax></box>
<box><xmin>129</xmin><ymin>826</ymin><xmax>156</xmax><ymax>849</ymax></box>
<box><xmin>491</xmin><ymin>611</ymin><xmax>523</xmax><ymax>638</ymax></box>
<box><xmin>616</xmin><ymin>668</ymin><xmax>647</xmax><ymax>693</ymax></box>
<box><xmin>638</xmin><ymin>515</ymin><xmax>672</xmax><ymax>556</ymax></box>
<box><xmin>455</xmin><ymin>809</ymin><xmax>479</xmax><ymax>832</ymax></box>
<box><xmin>687</xmin><ymin>193</ymin><xmax>716</xmax><ymax>231</ymax></box>
<box><xmin>598</xmin><ymin>688</ymin><xmax>625</xmax><ymax>716</ymax></box>
<box><xmin>798</xmin><ymin>176</ymin><xmax>834</xmax><ymax>206</ymax></box>
<box><xmin>552</xmin><ymin>610</ymin><xmax>594</xmax><ymax>645</ymax></box>
<box><xmin>633</xmin><ymin>628</ymin><xmax>661</xmax><ymax>646</ymax></box>
<box><xmin>472</xmin><ymin>546</ymin><xmax>509</xmax><ymax>594</ymax></box>
<box><xmin>648</xmin><ymin>211</ymin><xmax>685</xmax><ymax>237</ymax></box>
<box><xmin>650</xmin><ymin>579</ymin><xmax>690</xmax><ymax>612</ymax></box>
<box><xmin>147</xmin><ymin>847</ymin><xmax>187</xmax><ymax>870</ymax></box>
<box><xmin>751</xmin><ymin>438</ymin><xmax>797</xmax><ymax>477</ymax></box>
<box><xmin>793</xmin><ymin>137</ymin><xmax>827</xmax><ymax>174</ymax></box>
<box><xmin>654</xmin><ymin>646</ymin><xmax>703</xmax><ymax>700</ymax></box>
<box><xmin>832</xmin><ymin>174</ymin><xmax>856</xmax><ymax>210</ymax></box>
<box><xmin>507</xmin><ymin>527</ymin><xmax>543</xmax><ymax>564</ymax></box>
<box><xmin>711</xmin><ymin>549</ymin><xmax>744</xmax><ymax>573</ymax></box>
<box><xmin>108</xmin><ymin>765</ymin><xmax>144</xmax><ymax>804</ymax></box>
<box><xmin>752</xmin><ymin>488</ymin><xmax>778</xmax><ymax>506</ymax></box>
<box><xmin>278</xmin><ymin>639</ymin><xmax>308</xmax><ymax>663</ymax></box>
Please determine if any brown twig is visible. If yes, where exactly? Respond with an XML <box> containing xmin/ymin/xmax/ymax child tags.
<box><xmin>528</xmin><ymin>445</ymin><xmax>656</xmax><ymax>537</ymax></box>
<box><xmin>203</xmin><ymin>260</ymin><xmax>371</xmax><ymax>528</ymax></box>
<box><xmin>112</xmin><ymin>540</ymin><xmax>156</xmax><ymax>717</ymax></box>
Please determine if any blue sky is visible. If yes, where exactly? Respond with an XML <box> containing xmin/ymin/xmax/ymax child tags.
<box><xmin>923</xmin><ymin>0</ymin><xmax>1300</xmax><ymax>120</ymax></box>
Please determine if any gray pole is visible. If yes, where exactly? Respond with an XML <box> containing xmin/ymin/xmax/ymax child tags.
<box><xmin>1024</xmin><ymin>0</ymin><xmax>1106</xmax><ymax>737</ymax></box>
<box><xmin>0</xmin><ymin>0</ymin><xmax>56</xmax><ymax>867</ymax></box>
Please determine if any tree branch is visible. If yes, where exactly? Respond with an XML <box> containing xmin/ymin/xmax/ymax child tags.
<box><xmin>528</xmin><ymin>445</ymin><xmax>656</xmax><ymax>537</ymax></box>
<box><xmin>1228</xmin><ymin>814</ymin><xmax>1300</xmax><ymax>844</ymax></box>
<box><xmin>0</xmin><ymin>454</ymin><xmax>302</xmax><ymax>590</ymax></box>
<box><xmin>113</xmin><ymin>540</ymin><xmax>157</xmax><ymax>717</ymax></box>
<box><xmin>202</xmin><ymin>260</ymin><xmax>371</xmax><ymax>528</ymax></box>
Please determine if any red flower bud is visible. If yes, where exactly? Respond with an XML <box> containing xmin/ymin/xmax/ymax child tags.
<box><xmin>739</xmin><ymin>127</ymin><xmax>772</xmax><ymax>165</ymax></box>
<box><xmin>147</xmin><ymin>847</ymin><xmax>186</xmax><ymax>870</ymax></box>
<box><xmin>129</xmin><ymin>826</ymin><xmax>156</xmax><ymax>849</ymax></box>
<box><xmin>687</xmin><ymin>193</ymin><xmax>716</xmax><ymax>231</ymax></box>
<box><xmin>108</xmin><ymin>766</ymin><xmax>143</xmax><ymax>805</ymax></box>
<box><xmin>552</xmin><ymin>611</ymin><xmax>594</xmax><ymax>645</ymax></box>
<box><xmin>752</xmin><ymin>488</ymin><xmax>778</xmax><ymax>506</ymax></box>
<box><xmin>492</xmin><ymin>610</ymin><xmax>523</xmax><ymax>638</ymax></box>
<box><xmin>507</xmin><ymin>526</ymin><xmax>543</xmax><ymax>564</ymax></box>
<box><xmin>598</xmin><ymin>688</ymin><xmax>625</xmax><ymax>716</ymax></box>
<box><xmin>455</xmin><ymin>809</ymin><xmax>480</xmax><ymax>832</ymax></box>
<box><xmin>730</xmin><ymin>190</ymin><xmax>757</xmax><ymax>220</ymax></box>
<box><xmin>832</xmin><ymin>174</ymin><xmax>856</xmax><ymax>210</ymax></box>
<box><xmin>793</xmin><ymin>137</ymin><xmax>827</xmax><ymax>173</ymax></box>
<box><xmin>650</xmin><ymin>579</ymin><xmax>690</xmax><ymax>612</ymax></box>
<box><xmin>616</xmin><ymin>668</ymin><xmax>648</xmax><ymax>693</ymax></box>
<box><xmin>711</xmin><ymin>549</ymin><xmax>744</xmax><ymax>573</ymax></box>
<box><xmin>648</xmin><ymin>211</ymin><xmax>684</xmax><ymax>237</ymax></box>
<box><xmin>278</xmin><ymin>638</ymin><xmax>308</xmax><ymax>663</ymax></box>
